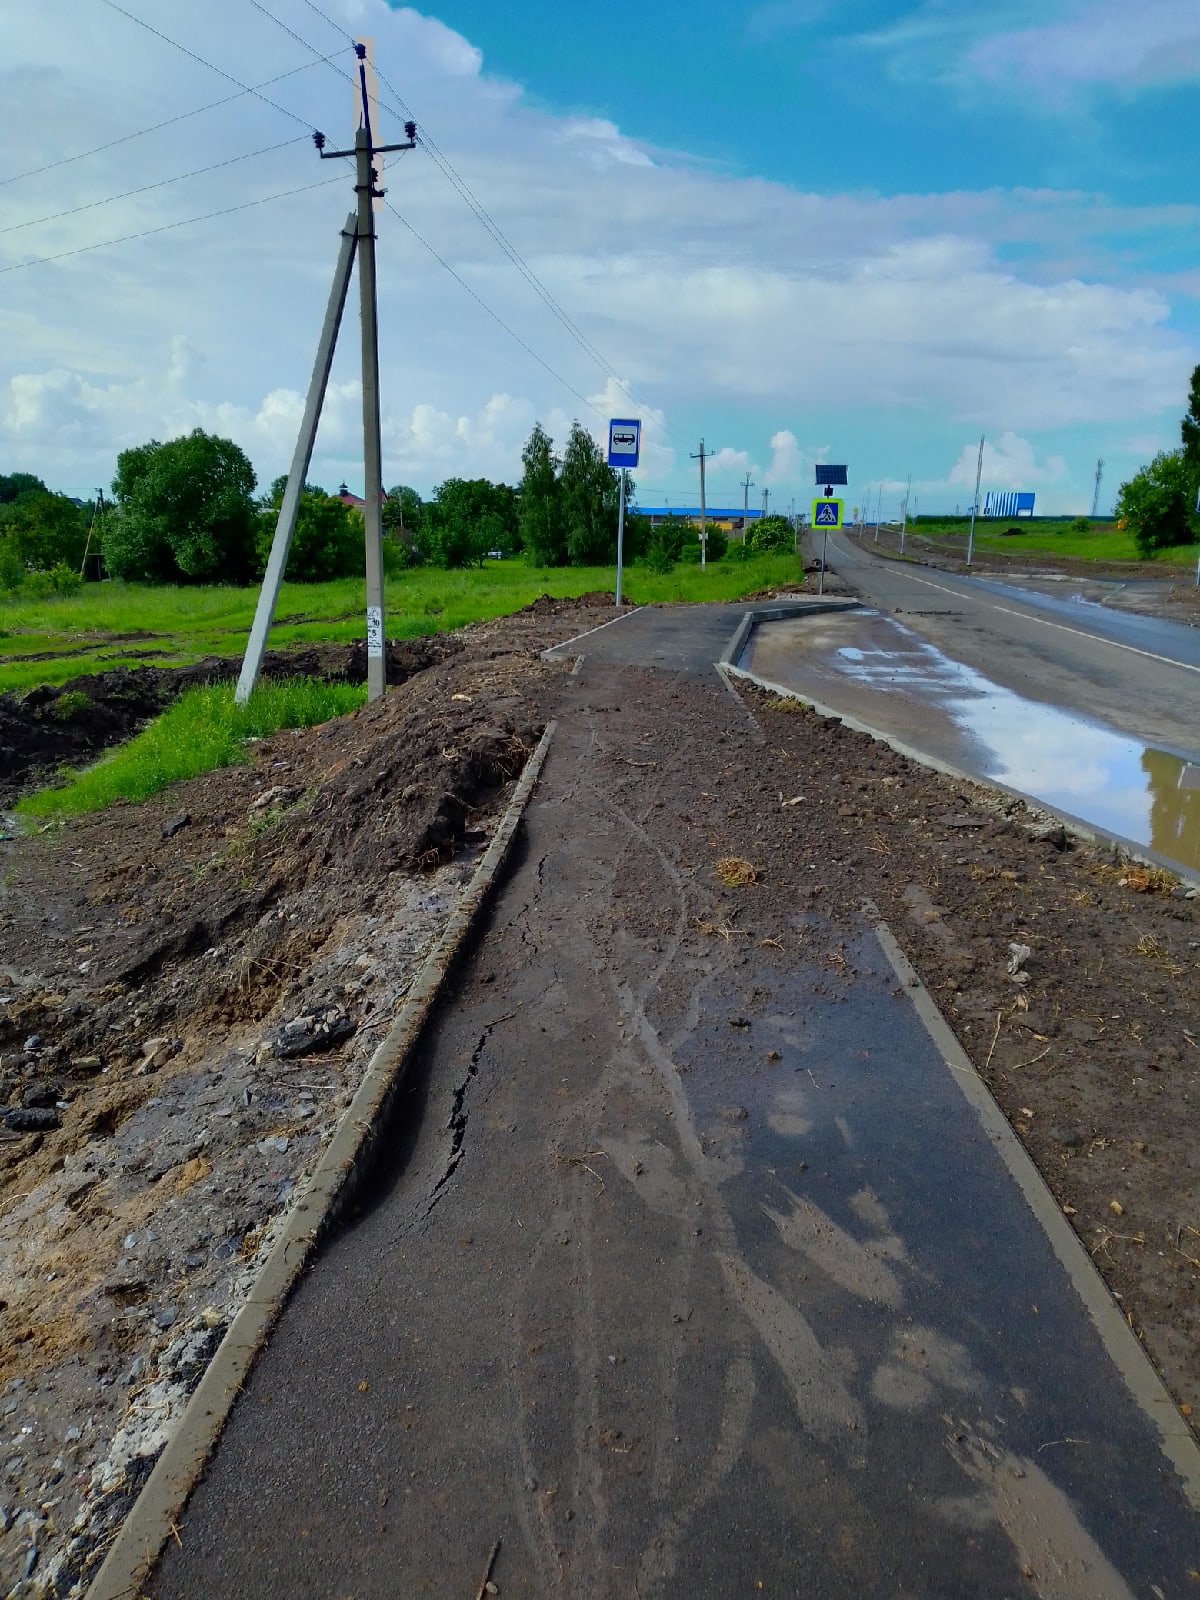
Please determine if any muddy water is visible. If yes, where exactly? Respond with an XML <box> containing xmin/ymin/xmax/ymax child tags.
<box><xmin>743</xmin><ymin>612</ymin><xmax>1200</xmax><ymax>874</ymax></box>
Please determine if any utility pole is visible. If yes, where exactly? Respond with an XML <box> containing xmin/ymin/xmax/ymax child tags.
<box><xmin>874</xmin><ymin>483</ymin><xmax>883</xmax><ymax>542</ymax></box>
<box><xmin>965</xmin><ymin>434</ymin><xmax>985</xmax><ymax>567</ymax></box>
<box><xmin>237</xmin><ymin>44</ymin><xmax>415</xmax><ymax>706</ymax></box>
<box><xmin>1092</xmin><ymin>457</ymin><xmax>1104</xmax><ymax>519</ymax></box>
<box><xmin>79</xmin><ymin>487</ymin><xmax>104</xmax><ymax>581</ymax></box>
<box><xmin>691</xmin><ymin>440</ymin><xmax>708</xmax><ymax>566</ymax></box>
<box><xmin>899</xmin><ymin>474</ymin><xmax>912</xmax><ymax>554</ymax></box>
<box><xmin>741</xmin><ymin>471</ymin><xmax>754</xmax><ymax>541</ymax></box>
<box><xmin>762</xmin><ymin>487</ymin><xmax>770</xmax><ymax>518</ymax></box>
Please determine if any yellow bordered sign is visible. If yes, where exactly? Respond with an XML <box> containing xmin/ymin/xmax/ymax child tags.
<box><xmin>812</xmin><ymin>498</ymin><xmax>843</xmax><ymax>529</ymax></box>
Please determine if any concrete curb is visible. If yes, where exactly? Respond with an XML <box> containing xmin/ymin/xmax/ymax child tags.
<box><xmin>84</xmin><ymin>722</ymin><xmax>558</xmax><ymax>1600</ymax></box>
<box><xmin>723</xmin><ymin>660</ymin><xmax>1200</xmax><ymax>891</ymax></box>
<box><xmin>863</xmin><ymin>897</ymin><xmax>1200</xmax><ymax>1505</ymax></box>
<box><xmin>718</xmin><ymin>599</ymin><xmax>861</xmax><ymax>670</ymax></box>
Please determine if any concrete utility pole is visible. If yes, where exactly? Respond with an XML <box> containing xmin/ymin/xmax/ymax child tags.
<box><xmin>1092</xmin><ymin>458</ymin><xmax>1104</xmax><ymax>519</ymax></box>
<box><xmin>236</xmin><ymin>43</ymin><xmax>415</xmax><ymax>706</ymax></box>
<box><xmin>238</xmin><ymin>214</ymin><xmax>358</xmax><ymax>705</ymax></box>
<box><xmin>899</xmin><ymin>474</ymin><xmax>912</xmax><ymax>554</ymax></box>
<box><xmin>965</xmin><ymin>434</ymin><xmax>985</xmax><ymax>568</ymax></box>
<box><xmin>762</xmin><ymin>488</ymin><xmax>770</xmax><ymax>518</ymax></box>
<box><xmin>79</xmin><ymin>487</ymin><xmax>105</xmax><ymax>581</ymax></box>
<box><xmin>691</xmin><ymin>440</ymin><xmax>708</xmax><ymax>567</ymax></box>
<box><xmin>741</xmin><ymin>471</ymin><xmax>754</xmax><ymax>540</ymax></box>
<box><xmin>874</xmin><ymin>483</ymin><xmax>883</xmax><ymax>542</ymax></box>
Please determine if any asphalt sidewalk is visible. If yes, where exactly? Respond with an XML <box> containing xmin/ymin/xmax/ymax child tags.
<box><xmin>149</xmin><ymin>606</ymin><xmax>1199</xmax><ymax>1599</ymax></box>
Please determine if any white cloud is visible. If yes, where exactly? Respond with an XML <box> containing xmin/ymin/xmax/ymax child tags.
<box><xmin>862</xmin><ymin>1</ymin><xmax>1200</xmax><ymax>98</ymax></box>
<box><xmin>708</xmin><ymin>447</ymin><xmax>753</xmax><ymax>475</ymax></box>
<box><xmin>947</xmin><ymin>431</ymin><xmax>1068</xmax><ymax>491</ymax></box>
<box><xmin>0</xmin><ymin>0</ymin><xmax>1194</xmax><ymax>500</ymax></box>
<box><xmin>968</xmin><ymin>1</ymin><xmax>1200</xmax><ymax>91</ymax></box>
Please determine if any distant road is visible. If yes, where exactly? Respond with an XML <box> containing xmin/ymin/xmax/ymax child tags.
<box><xmin>825</xmin><ymin>531</ymin><xmax>1200</xmax><ymax>758</ymax></box>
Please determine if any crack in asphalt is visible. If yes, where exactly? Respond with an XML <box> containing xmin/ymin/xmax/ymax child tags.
<box><xmin>423</xmin><ymin>1024</ymin><xmax>492</xmax><ymax>1216</ymax></box>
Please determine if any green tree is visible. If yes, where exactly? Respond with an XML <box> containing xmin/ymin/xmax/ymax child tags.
<box><xmin>0</xmin><ymin>472</ymin><xmax>47</xmax><ymax>505</ymax></box>
<box><xmin>426</xmin><ymin>478</ymin><xmax>517</xmax><ymax>568</ymax></box>
<box><xmin>1181</xmin><ymin>362</ymin><xmax>1200</xmax><ymax>470</ymax></box>
<box><xmin>256</xmin><ymin>478</ymin><xmax>362</xmax><ymax>581</ymax></box>
<box><xmin>382</xmin><ymin>484</ymin><xmax>423</xmax><ymax>538</ymax></box>
<box><xmin>559</xmin><ymin>422</ymin><xmax>619</xmax><ymax>566</ymax></box>
<box><xmin>519</xmin><ymin>423</ymin><xmax>565</xmax><ymax>566</ymax></box>
<box><xmin>105</xmin><ymin>429</ymin><xmax>258</xmax><ymax>583</ymax></box>
<box><xmin>0</xmin><ymin>491</ymin><xmax>87</xmax><ymax>572</ymax></box>
<box><xmin>1115</xmin><ymin>451</ymin><xmax>1197</xmax><ymax>557</ymax></box>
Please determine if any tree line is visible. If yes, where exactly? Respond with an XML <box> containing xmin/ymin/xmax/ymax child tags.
<box><xmin>1</xmin><ymin>419</ymin><xmax>767</xmax><ymax>593</ymax></box>
<box><xmin>1116</xmin><ymin>365</ymin><xmax>1200</xmax><ymax>556</ymax></box>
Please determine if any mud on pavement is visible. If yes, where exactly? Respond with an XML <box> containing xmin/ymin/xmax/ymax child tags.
<box><xmin>0</xmin><ymin>598</ymin><xmax>616</xmax><ymax>1597</ymax></box>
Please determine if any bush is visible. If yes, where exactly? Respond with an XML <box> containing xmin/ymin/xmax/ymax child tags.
<box><xmin>642</xmin><ymin>526</ymin><xmax>677</xmax><ymax>573</ymax></box>
<box><xmin>1115</xmin><ymin>451</ymin><xmax>1196</xmax><ymax>556</ymax></box>
<box><xmin>1070</xmin><ymin>517</ymin><xmax>1091</xmax><ymax>534</ymax></box>
<box><xmin>0</xmin><ymin>536</ymin><xmax>22</xmax><ymax>592</ymax></box>
<box><xmin>748</xmin><ymin>515</ymin><xmax>795</xmax><ymax>554</ymax></box>
<box><xmin>255</xmin><ymin>489</ymin><xmax>362</xmax><ymax>582</ymax></box>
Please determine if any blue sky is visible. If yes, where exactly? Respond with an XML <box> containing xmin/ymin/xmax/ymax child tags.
<box><xmin>2</xmin><ymin>0</ymin><xmax>1199</xmax><ymax>517</ymax></box>
<box><xmin>413</xmin><ymin>0</ymin><xmax>1200</xmax><ymax>514</ymax></box>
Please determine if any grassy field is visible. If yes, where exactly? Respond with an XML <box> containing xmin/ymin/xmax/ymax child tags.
<box><xmin>0</xmin><ymin>553</ymin><xmax>803</xmax><ymax>695</ymax></box>
<box><xmin>16</xmin><ymin>678</ymin><xmax>366</xmax><ymax>819</ymax></box>
<box><xmin>909</xmin><ymin>518</ymin><xmax>1200</xmax><ymax>567</ymax></box>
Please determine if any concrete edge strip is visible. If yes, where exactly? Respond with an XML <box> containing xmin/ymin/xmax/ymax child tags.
<box><xmin>719</xmin><ymin>609</ymin><xmax>755</xmax><ymax>668</ymax></box>
<box><xmin>85</xmin><ymin>722</ymin><xmax>559</xmax><ymax>1600</ymax></box>
<box><xmin>539</xmin><ymin>605</ymin><xmax>644</xmax><ymax>659</ymax></box>
<box><xmin>717</xmin><ymin>600</ymin><xmax>861</xmax><ymax>670</ymax></box>
<box><xmin>863</xmin><ymin>897</ymin><xmax>1200</xmax><ymax>1506</ymax></box>
<box><xmin>722</xmin><ymin>661</ymin><xmax>1200</xmax><ymax>890</ymax></box>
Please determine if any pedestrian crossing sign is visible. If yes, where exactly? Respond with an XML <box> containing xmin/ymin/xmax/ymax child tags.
<box><xmin>812</xmin><ymin>498</ymin><xmax>842</xmax><ymax>528</ymax></box>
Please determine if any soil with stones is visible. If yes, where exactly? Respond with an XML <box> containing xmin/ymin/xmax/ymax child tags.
<box><xmin>0</xmin><ymin>594</ymin><xmax>1196</xmax><ymax>1593</ymax></box>
<box><xmin>844</xmin><ymin>526</ymin><xmax>1200</xmax><ymax>627</ymax></box>
<box><xmin>0</xmin><ymin>596</ymin><xmax>614</xmax><ymax>1596</ymax></box>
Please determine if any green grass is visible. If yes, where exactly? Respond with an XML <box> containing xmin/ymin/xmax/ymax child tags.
<box><xmin>911</xmin><ymin>519</ymin><xmax>1200</xmax><ymax>567</ymax></box>
<box><xmin>0</xmin><ymin>553</ymin><xmax>804</xmax><ymax>694</ymax></box>
<box><xmin>16</xmin><ymin>678</ymin><xmax>365</xmax><ymax>819</ymax></box>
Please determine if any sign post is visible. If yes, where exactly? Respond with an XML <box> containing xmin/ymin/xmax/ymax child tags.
<box><xmin>812</xmin><ymin>466</ymin><xmax>847</xmax><ymax>598</ymax></box>
<box><xmin>607</xmin><ymin>418</ymin><xmax>641</xmax><ymax>607</ymax></box>
<box><xmin>811</xmin><ymin>498</ymin><xmax>843</xmax><ymax>594</ymax></box>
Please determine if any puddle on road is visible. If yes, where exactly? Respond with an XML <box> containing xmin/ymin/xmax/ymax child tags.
<box><xmin>749</xmin><ymin>615</ymin><xmax>1200</xmax><ymax>873</ymax></box>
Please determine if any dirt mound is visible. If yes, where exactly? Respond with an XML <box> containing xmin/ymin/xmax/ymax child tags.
<box><xmin>0</xmin><ymin>637</ymin><xmax>459</xmax><ymax>804</ymax></box>
<box><xmin>1</xmin><ymin>650</ymin><xmax>545</xmax><ymax>1060</ymax></box>
<box><xmin>518</xmin><ymin>590</ymin><xmax>619</xmax><ymax>615</ymax></box>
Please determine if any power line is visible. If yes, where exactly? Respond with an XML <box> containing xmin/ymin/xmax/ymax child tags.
<box><xmin>242</xmin><ymin>0</ymin><xmax>673</xmax><ymax>441</ymax></box>
<box><xmin>0</xmin><ymin>173</ymin><xmax>345</xmax><ymax>275</ymax></box>
<box><xmin>383</xmin><ymin>200</ymin><xmax>604</xmax><ymax>422</ymax></box>
<box><xmin>0</xmin><ymin>57</ymin><xmax>340</xmax><ymax>189</ymax></box>
<box><xmin>1</xmin><ymin>138</ymin><xmax>305</xmax><ymax>236</ymax></box>
<box><xmin>96</xmin><ymin>0</ymin><xmax>318</xmax><ymax>131</ymax></box>
<box><xmin>374</xmin><ymin>64</ymin><xmax>678</xmax><ymax>444</ymax></box>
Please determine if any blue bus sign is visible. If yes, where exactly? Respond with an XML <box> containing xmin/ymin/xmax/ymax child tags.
<box><xmin>607</xmin><ymin>418</ymin><xmax>641</xmax><ymax>469</ymax></box>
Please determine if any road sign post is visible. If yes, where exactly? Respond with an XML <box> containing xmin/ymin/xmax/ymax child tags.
<box><xmin>811</xmin><ymin>498</ymin><xmax>842</xmax><ymax>596</ymax></box>
<box><xmin>607</xmin><ymin>419</ymin><xmax>641</xmax><ymax>607</ymax></box>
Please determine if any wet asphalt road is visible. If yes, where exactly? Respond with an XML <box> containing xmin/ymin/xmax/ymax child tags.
<box><xmin>824</xmin><ymin>532</ymin><xmax>1200</xmax><ymax>758</ymax></box>
<box><xmin>149</xmin><ymin>610</ymin><xmax>1199</xmax><ymax>1599</ymax></box>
